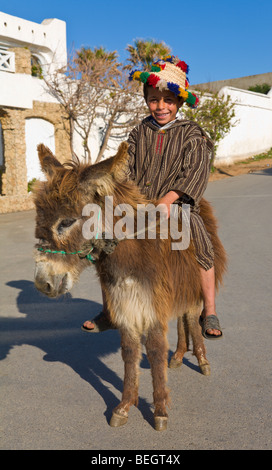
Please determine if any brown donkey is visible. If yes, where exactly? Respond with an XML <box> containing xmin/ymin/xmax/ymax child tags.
<box><xmin>33</xmin><ymin>142</ymin><xmax>227</xmax><ymax>431</ymax></box>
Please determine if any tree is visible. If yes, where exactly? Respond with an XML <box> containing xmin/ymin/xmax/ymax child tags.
<box><xmin>125</xmin><ymin>39</ymin><xmax>171</xmax><ymax>71</ymax></box>
<box><xmin>74</xmin><ymin>47</ymin><xmax>148</xmax><ymax>162</ymax></box>
<box><xmin>44</xmin><ymin>46</ymin><xmax>148</xmax><ymax>163</ymax></box>
<box><xmin>183</xmin><ymin>91</ymin><xmax>236</xmax><ymax>167</ymax></box>
<box><xmin>44</xmin><ymin>47</ymin><xmax>122</xmax><ymax>162</ymax></box>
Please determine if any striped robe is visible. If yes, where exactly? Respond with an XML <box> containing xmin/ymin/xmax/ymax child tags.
<box><xmin>127</xmin><ymin>116</ymin><xmax>215</xmax><ymax>270</ymax></box>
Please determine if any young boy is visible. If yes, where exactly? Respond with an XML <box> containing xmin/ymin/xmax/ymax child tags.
<box><xmin>82</xmin><ymin>55</ymin><xmax>222</xmax><ymax>339</ymax></box>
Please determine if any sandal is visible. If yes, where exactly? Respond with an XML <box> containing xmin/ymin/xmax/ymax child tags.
<box><xmin>199</xmin><ymin>314</ymin><xmax>223</xmax><ymax>340</ymax></box>
<box><xmin>81</xmin><ymin>311</ymin><xmax>117</xmax><ymax>333</ymax></box>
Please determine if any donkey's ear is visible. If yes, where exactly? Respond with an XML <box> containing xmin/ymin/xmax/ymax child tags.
<box><xmin>109</xmin><ymin>142</ymin><xmax>129</xmax><ymax>180</ymax></box>
<box><xmin>79</xmin><ymin>142</ymin><xmax>129</xmax><ymax>196</ymax></box>
<box><xmin>37</xmin><ymin>144</ymin><xmax>63</xmax><ymax>176</ymax></box>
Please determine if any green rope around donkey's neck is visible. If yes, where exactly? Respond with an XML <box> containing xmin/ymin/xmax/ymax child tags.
<box><xmin>37</xmin><ymin>247</ymin><xmax>96</xmax><ymax>263</ymax></box>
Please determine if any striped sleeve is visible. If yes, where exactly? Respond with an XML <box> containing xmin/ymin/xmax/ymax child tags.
<box><xmin>127</xmin><ymin>126</ymin><xmax>138</xmax><ymax>181</ymax></box>
<box><xmin>170</xmin><ymin>137</ymin><xmax>212</xmax><ymax>204</ymax></box>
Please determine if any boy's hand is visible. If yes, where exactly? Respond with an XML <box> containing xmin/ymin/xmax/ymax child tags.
<box><xmin>156</xmin><ymin>190</ymin><xmax>183</xmax><ymax>218</ymax></box>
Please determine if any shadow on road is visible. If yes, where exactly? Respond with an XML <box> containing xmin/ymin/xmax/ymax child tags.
<box><xmin>1</xmin><ymin>280</ymin><xmax>156</xmax><ymax>425</ymax></box>
<box><xmin>248</xmin><ymin>167</ymin><xmax>272</xmax><ymax>176</ymax></box>
<box><xmin>1</xmin><ymin>279</ymin><xmax>203</xmax><ymax>428</ymax></box>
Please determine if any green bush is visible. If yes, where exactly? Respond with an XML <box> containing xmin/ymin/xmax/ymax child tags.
<box><xmin>184</xmin><ymin>91</ymin><xmax>236</xmax><ymax>168</ymax></box>
<box><xmin>248</xmin><ymin>84</ymin><xmax>271</xmax><ymax>94</ymax></box>
<box><xmin>28</xmin><ymin>178</ymin><xmax>36</xmax><ymax>192</ymax></box>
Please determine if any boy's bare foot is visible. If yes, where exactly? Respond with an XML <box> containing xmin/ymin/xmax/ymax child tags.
<box><xmin>81</xmin><ymin>311</ymin><xmax>116</xmax><ymax>332</ymax></box>
<box><xmin>82</xmin><ymin>320</ymin><xmax>96</xmax><ymax>330</ymax></box>
<box><xmin>200</xmin><ymin>309</ymin><xmax>223</xmax><ymax>339</ymax></box>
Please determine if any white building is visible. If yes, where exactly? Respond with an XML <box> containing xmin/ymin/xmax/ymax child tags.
<box><xmin>0</xmin><ymin>11</ymin><xmax>67</xmax><ymax>75</ymax></box>
<box><xmin>0</xmin><ymin>11</ymin><xmax>70</xmax><ymax>213</ymax></box>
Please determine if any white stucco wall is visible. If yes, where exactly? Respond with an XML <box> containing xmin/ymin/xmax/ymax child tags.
<box><xmin>0</xmin><ymin>72</ymin><xmax>59</xmax><ymax>108</ymax></box>
<box><xmin>73</xmin><ymin>114</ymin><xmax>135</xmax><ymax>163</ymax></box>
<box><xmin>216</xmin><ymin>87</ymin><xmax>272</xmax><ymax>164</ymax></box>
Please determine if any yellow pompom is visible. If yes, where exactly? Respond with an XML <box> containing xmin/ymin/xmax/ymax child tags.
<box><xmin>132</xmin><ymin>71</ymin><xmax>142</xmax><ymax>81</ymax></box>
<box><xmin>178</xmin><ymin>88</ymin><xmax>189</xmax><ymax>99</ymax></box>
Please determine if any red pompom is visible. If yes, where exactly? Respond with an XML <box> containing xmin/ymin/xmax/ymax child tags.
<box><xmin>176</xmin><ymin>61</ymin><xmax>188</xmax><ymax>73</ymax></box>
<box><xmin>147</xmin><ymin>74</ymin><xmax>161</xmax><ymax>88</ymax></box>
<box><xmin>192</xmin><ymin>93</ymin><xmax>199</xmax><ymax>108</ymax></box>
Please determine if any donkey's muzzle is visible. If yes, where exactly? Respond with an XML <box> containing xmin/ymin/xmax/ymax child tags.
<box><xmin>34</xmin><ymin>262</ymin><xmax>70</xmax><ymax>298</ymax></box>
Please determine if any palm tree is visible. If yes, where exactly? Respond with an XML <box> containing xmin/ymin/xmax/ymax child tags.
<box><xmin>125</xmin><ymin>39</ymin><xmax>171</xmax><ymax>71</ymax></box>
<box><xmin>75</xmin><ymin>46</ymin><xmax>119</xmax><ymax>67</ymax></box>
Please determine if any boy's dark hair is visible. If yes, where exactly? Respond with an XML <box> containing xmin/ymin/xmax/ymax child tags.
<box><xmin>143</xmin><ymin>84</ymin><xmax>150</xmax><ymax>102</ymax></box>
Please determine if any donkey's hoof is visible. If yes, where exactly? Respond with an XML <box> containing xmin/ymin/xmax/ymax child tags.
<box><xmin>154</xmin><ymin>416</ymin><xmax>168</xmax><ymax>431</ymax></box>
<box><xmin>199</xmin><ymin>363</ymin><xmax>211</xmax><ymax>376</ymax></box>
<box><xmin>169</xmin><ymin>356</ymin><xmax>183</xmax><ymax>369</ymax></box>
<box><xmin>110</xmin><ymin>412</ymin><xmax>128</xmax><ymax>427</ymax></box>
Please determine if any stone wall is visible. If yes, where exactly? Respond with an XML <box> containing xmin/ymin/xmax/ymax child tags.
<box><xmin>0</xmin><ymin>101</ymin><xmax>71</xmax><ymax>213</ymax></box>
<box><xmin>9</xmin><ymin>47</ymin><xmax>32</xmax><ymax>74</ymax></box>
<box><xmin>191</xmin><ymin>72</ymin><xmax>272</xmax><ymax>94</ymax></box>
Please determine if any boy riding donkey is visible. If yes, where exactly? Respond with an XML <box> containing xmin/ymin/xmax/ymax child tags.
<box><xmin>82</xmin><ymin>55</ymin><xmax>223</xmax><ymax>340</ymax></box>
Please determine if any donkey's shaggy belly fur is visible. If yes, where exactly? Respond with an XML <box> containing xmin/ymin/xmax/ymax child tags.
<box><xmin>109</xmin><ymin>276</ymin><xmax>157</xmax><ymax>335</ymax></box>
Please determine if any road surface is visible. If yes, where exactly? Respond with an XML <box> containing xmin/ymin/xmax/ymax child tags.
<box><xmin>0</xmin><ymin>167</ymin><xmax>271</xmax><ymax>450</ymax></box>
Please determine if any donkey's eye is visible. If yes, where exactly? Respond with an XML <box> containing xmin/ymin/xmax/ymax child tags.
<box><xmin>57</xmin><ymin>218</ymin><xmax>76</xmax><ymax>234</ymax></box>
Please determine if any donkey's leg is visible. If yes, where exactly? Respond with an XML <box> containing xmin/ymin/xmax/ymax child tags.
<box><xmin>169</xmin><ymin>315</ymin><xmax>189</xmax><ymax>369</ymax></box>
<box><xmin>145</xmin><ymin>325</ymin><xmax>170</xmax><ymax>431</ymax></box>
<box><xmin>187</xmin><ymin>305</ymin><xmax>211</xmax><ymax>376</ymax></box>
<box><xmin>110</xmin><ymin>329</ymin><xmax>141</xmax><ymax>427</ymax></box>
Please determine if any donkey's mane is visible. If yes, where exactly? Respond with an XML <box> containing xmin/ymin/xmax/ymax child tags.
<box><xmin>35</xmin><ymin>153</ymin><xmax>152</xmax><ymax>213</ymax></box>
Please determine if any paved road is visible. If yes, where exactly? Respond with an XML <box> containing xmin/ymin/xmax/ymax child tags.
<box><xmin>0</xmin><ymin>168</ymin><xmax>271</xmax><ymax>450</ymax></box>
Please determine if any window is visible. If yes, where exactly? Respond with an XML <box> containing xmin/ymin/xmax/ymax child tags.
<box><xmin>31</xmin><ymin>55</ymin><xmax>43</xmax><ymax>78</ymax></box>
<box><xmin>0</xmin><ymin>48</ymin><xmax>15</xmax><ymax>73</ymax></box>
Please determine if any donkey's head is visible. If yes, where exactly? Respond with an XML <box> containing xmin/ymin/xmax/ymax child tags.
<box><xmin>33</xmin><ymin>142</ymin><xmax>130</xmax><ymax>297</ymax></box>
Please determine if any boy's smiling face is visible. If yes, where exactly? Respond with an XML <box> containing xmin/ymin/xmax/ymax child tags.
<box><xmin>146</xmin><ymin>87</ymin><xmax>182</xmax><ymax>126</ymax></box>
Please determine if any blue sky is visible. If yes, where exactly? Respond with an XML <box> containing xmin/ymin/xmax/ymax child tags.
<box><xmin>1</xmin><ymin>0</ymin><xmax>271</xmax><ymax>85</ymax></box>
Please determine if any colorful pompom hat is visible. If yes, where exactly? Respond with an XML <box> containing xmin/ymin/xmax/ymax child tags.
<box><xmin>129</xmin><ymin>55</ymin><xmax>199</xmax><ymax>108</ymax></box>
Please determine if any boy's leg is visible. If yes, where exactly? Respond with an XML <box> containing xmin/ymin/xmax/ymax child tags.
<box><xmin>190</xmin><ymin>212</ymin><xmax>222</xmax><ymax>339</ymax></box>
<box><xmin>82</xmin><ymin>289</ymin><xmax>115</xmax><ymax>332</ymax></box>
<box><xmin>199</xmin><ymin>266</ymin><xmax>221</xmax><ymax>337</ymax></box>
